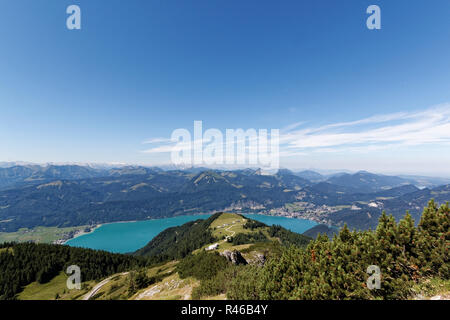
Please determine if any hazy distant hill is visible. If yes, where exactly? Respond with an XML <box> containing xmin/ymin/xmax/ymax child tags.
<box><xmin>382</xmin><ymin>184</ymin><xmax>450</xmax><ymax>218</ymax></box>
<box><xmin>0</xmin><ymin>165</ymin><xmax>107</xmax><ymax>190</ymax></box>
<box><xmin>0</xmin><ymin>164</ymin><xmax>170</xmax><ymax>191</ymax></box>
<box><xmin>325</xmin><ymin>184</ymin><xmax>450</xmax><ymax>230</ymax></box>
<box><xmin>294</xmin><ymin>170</ymin><xmax>325</xmax><ymax>182</ymax></box>
<box><xmin>326</xmin><ymin>171</ymin><xmax>412</xmax><ymax>193</ymax></box>
<box><xmin>302</xmin><ymin>224</ymin><xmax>338</xmax><ymax>239</ymax></box>
<box><xmin>275</xmin><ymin>169</ymin><xmax>311</xmax><ymax>189</ymax></box>
<box><xmin>398</xmin><ymin>174</ymin><xmax>450</xmax><ymax>188</ymax></box>
<box><xmin>372</xmin><ymin>184</ymin><xmax>419</xmax><ymax>197</ymax></box>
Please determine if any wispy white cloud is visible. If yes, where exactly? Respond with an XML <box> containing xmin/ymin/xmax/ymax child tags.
<box><xmin>281</xmin><ymin>121</ymin><xmax>305</xmax><ymax>133</ymax></box>
<box><xmin>140</xmin><ymin>103</ymin><xmax>450</xmax><ymax>160</ymax></box>
<box><xmin>142</xmin><ymin>137</ymin><xmax>172</xmax><ymax>144</ymax></box>
<box><xmin>281</xmin><ymin>103</ymin><xmax>450</xmax><ymax>155</ymax></box>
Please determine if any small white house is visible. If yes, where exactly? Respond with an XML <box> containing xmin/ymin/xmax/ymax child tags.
<box><xmin>205</xmin><ymin>243</ymin><xmax>219</xmax><ymax>251</ymax></box>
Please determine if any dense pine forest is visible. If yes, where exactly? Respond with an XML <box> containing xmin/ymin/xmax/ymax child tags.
<box><xmin>0</xmin><ymin>242</ymin><xmax>150</xmax><ymax>300</ymax></box>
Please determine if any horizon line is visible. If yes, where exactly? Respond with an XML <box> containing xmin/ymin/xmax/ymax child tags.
<box><xmin>2</xmin><ymin>160</ymin><xmax>450</xmax><ymax>180</ymax></box>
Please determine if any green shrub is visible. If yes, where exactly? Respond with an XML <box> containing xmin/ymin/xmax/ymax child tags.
<box><xmin>231</xmin><ymin>231</ymin><xmax>268</xmax><ymax>245</ymax></box>
<box><xmin>192</xmin><ymin>265</ymin><xmax>257</xmax><ymax>300</ymax></box>
<box><xmin>177</xmin><ymin>251</ymin><xmax>229</xmax><ymax>280</ymax></box>
<box><xmin>227</xmin><ymin>265</ymin><xmax>261</xmax><ymax>300</ymax></box>
<box><xmin>243</xmin><ymin>220</ymin><xmax>266</xmax><ymax>230</ymax></box>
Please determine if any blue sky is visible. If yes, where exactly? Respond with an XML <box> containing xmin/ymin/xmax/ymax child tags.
<box><xmin>1</xmin><ymin>0</ymin><xmax>450</xmax><ymax>175</ymax></box>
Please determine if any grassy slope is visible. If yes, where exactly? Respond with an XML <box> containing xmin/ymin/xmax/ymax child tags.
<box><xmin>18</xmin><ymin>272</ymin><xmax>96</xmax><ymax>300</ymax></box>
<box><xmin>87</xmin><ymin>273</ymin><xmax>131</xmax><ymax>300</ymax></box>
<box><xmin>132</xmin><ymin>273</ymin><xmax>199</xmax><ymax>300</ymax></box>
<box><xmin>192</xmin><ymin>213</ymin><xmax>273</xmax><ymax>252</ymax></box>
<box><xmin>73</xmin><ymin>261</ymin><xmax>196</xmax><ymax>300</ymax></box>
<box><xmin>0</xmin><ymin>247</ymin><xmax>13</xmax><ymax>254</ymax></box>
<box><xmin>85</xmin><ymin>261</ymin><xmax>182</xmax><ymax>300</ymax></box>
<box><xmin>411</xmin><ymin>278</ymin><xmax>450</xmax><ymax>299</ymax></box>
<box><xmin>24</xmin><ymin>263</ymin><xmax>447</xmax><ymax>300</ymax></box>
<box><xmin>210</xmin><ymin>213</ymin><xmax>249</xmax><ymax>238</ymax></box>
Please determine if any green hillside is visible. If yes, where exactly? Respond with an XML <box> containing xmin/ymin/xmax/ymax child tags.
<box><xmin>0</xmin><ymin>242</ymin><xmax>149</xmax><ymax>300</ymax></box>
<box><xmin>1</xmin><ymin>205</ymin><xmax>448</xmax><ymax>300</ymax></box>
<box><xmin>133</xmin><ymin>212</ymin><xmax>311</xmax><ymax>261</ymax></box>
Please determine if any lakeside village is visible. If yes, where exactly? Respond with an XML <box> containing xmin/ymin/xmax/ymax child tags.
<box><xmin>53</xmin><ymin>225</ymin><xmax>98</xmax><ymax>245</ymax></box>
<box><xmin>223</xmin><ymin>201</ymin><xmax>381</xmax><ymax>225</ymax></box>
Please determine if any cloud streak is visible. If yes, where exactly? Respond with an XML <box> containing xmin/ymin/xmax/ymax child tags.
<box><xmin>140</xmin><ymin>103</ymin><xmax>450</xmax><ymax>159</ymax></box>
<box><xmin>281</xmin><ymin>103</ymin><xmax>450</xmax><ymax>155</ymax></box>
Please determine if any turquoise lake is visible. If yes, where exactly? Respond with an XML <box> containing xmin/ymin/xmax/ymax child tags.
<box><xmin>242</xmin><ymin>214</ymin><xmax>317</xmax><ymax>234</ymax></box>
<box><xmin>66</xmin><ymin>214</ymin><xmax>317</xmax><ymax>253</ymax></box>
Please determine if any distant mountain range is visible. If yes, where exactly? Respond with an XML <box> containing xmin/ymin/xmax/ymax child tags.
<box><xmin>290</xmin><ymin>170</ymin><xmax>324</xmax><ymax>182</ymax></box>
<box><xmin>325</xmin><ymin>171</ymin><xmax>412</xmax><ymax>193</ymax></box>
<box><xmin>0</xmin><ymin>165</ymin><xmax>107</xmax><ymax>190</ymax></box>
<box><xmin>0</xmin><ymin>164</ymin><xmax>448</xmax><ymax>232</ymax></box>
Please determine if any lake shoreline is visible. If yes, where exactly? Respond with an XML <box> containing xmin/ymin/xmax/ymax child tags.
<box><xmin>64</xmin><ymin>213</ymin><xmax>318</xmax><ymax>253</ymax></box>
<box><xmin>61</xmin><ymin>224</ymin><xmax>102</xmax><ymax>245</ymax></box>
<box><xmin>61</xmin><ymin>213</ymin><xmax>215</xmax><ymax>245</ymax></box>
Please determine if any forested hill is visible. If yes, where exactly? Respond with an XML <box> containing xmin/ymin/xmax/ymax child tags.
<box><xmin>133</xmin><ymin>213</ymin><xmax>221</xmax><ymax>261</ymax></box>
<box><xmin>133</xmin><ymin>212</ymin><xmax>311</xmax><ymax>262</ymax></box>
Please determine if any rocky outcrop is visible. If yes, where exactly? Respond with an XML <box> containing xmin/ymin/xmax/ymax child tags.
<box><xmin>245</xmin><ymin>252</ymin><xmax>266</xmax><ymax>266</ymax></box>
<box><xmin>255</xmin><ymin>253</ymin><xmax>266</xmax><ymax>266</ymax></box>
<box><xmin>220</xmin><ymin>250</ymin><xmax>248</xmax><ymax>265</ymax></box>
